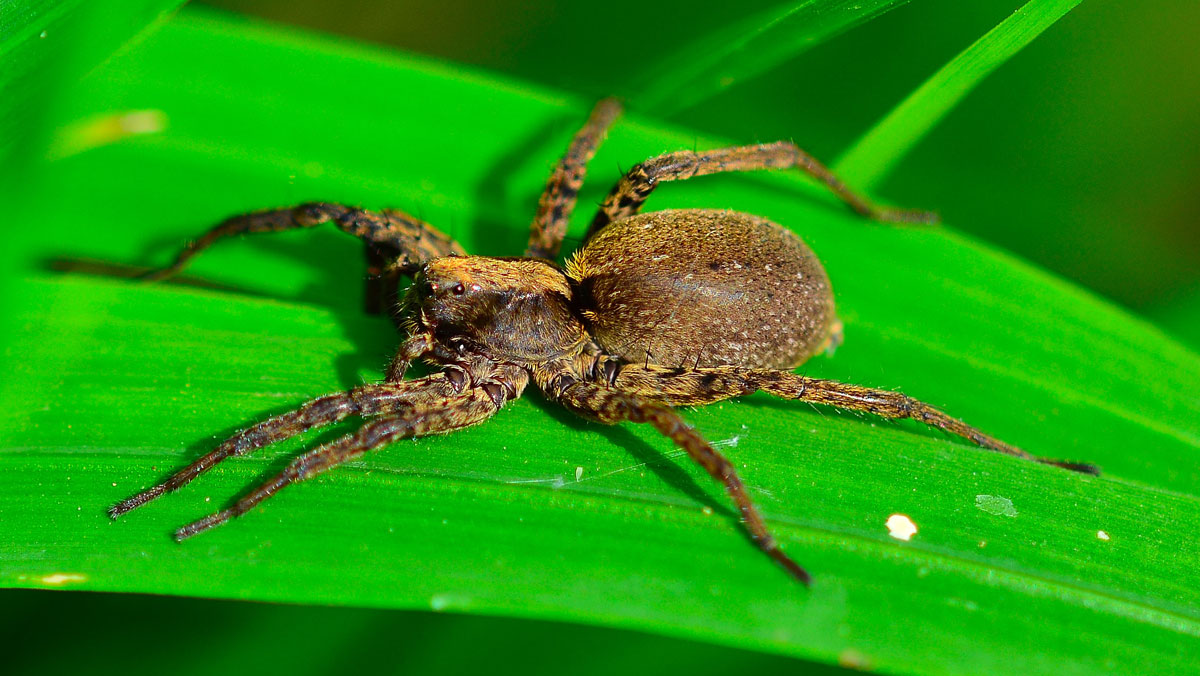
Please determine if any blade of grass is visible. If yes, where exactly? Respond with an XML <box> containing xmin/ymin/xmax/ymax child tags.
<box><xmin>629</xmin><ymin>0</ymin><xmax>909</xmax><ymax>117</ymax></box>
<box><xmin>835</xmin><ymin>0</ymin><xmax>1084</xmax><ymax>190</ymax></box>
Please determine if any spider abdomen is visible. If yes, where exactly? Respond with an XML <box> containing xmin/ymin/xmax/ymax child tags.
<box><xmin>567</xmin><ymin>209</ymin><xmax>837</xmax><ymax>369</ymax></box>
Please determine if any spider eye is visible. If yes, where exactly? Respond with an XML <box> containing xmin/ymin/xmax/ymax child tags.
<box><xmin>451</xmin><ymin>283</ymin><xmax>466</xmax><ymax>296</ymax></box>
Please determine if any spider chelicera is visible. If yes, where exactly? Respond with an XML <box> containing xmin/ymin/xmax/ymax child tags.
<box><xmin>109</xmin><ymin>98</ymin><xmax>1098</xmax><ymax>585</ymax></box>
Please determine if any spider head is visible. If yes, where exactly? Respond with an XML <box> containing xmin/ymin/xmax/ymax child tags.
<box><xmin>411</xmin><ymin>256</ymin><xmax>586</xmax><ymax>363</ymax></box>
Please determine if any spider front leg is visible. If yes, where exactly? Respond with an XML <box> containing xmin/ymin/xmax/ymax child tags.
<box><xmin>608</xmin><ymin>364</ymin><xmax>1099</xmax><ymax>475</ymax></box>
<box><xmin>526</xmin><ymin>98</ymin><xmax>623</xmax><ymax>259</ymax></box>
<box><xmin>176</xmin><ymin>366</ymin><xmax>528</xmax><ymax>540</ymax></box>
<box><xmin>537</xmin><ymin>367</ymin><xmax>811</xmax><ymax>584</ymax></box>
<box><xmin>586</xmin><ymin>142</ymin><xmax>938</xmax><ymax>238</ymax></box>
<box><xmin>110</xmin><ymin>363</ymin><xmax>451</xmax><ymax>519</ymax></box>
<box><xmin>146</xmin><ymin>203</ymin><xmax>465</xmax><ymax>323</ymax></box>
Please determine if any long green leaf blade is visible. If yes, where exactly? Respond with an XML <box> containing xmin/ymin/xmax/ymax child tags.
<box><xmin>835</xmin><ymin>0</ymin><xmax>1083</xmax><ymax>190</ymax></box>
<box><xmin>630</xmin><ymin>0</ymin><xmax>908</xmax><ymax>117</ymax></box>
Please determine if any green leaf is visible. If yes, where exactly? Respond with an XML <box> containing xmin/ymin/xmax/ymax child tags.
<box><xmin>628</xmin><ymin>0</ymin><xmax>910</xmax><ymax>117</ymax></box>
<box><xmin>835</xmin><ymin>0</ymin><xmax>1084</xmax><ymax>190</ymax></box>
<box><xmin>0</xmin><ymin>0</ymin><xmax>185</xmax><ymax>166</ymax></box>
<box><xmin>1153</xmin><ymin>288</ymin><xmax>1200</xmax><ymax>351</ymax></box>
<box><xmin>4</xmin><ymin>7</ymin><xmax>1200</xmax><ymax>673</ymax></box>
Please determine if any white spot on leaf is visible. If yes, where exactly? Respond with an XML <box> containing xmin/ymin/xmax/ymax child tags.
<box><xmin>40</xmin><ymin>573</ymin><xmax>87</xmax><ymax>586</ymax></box>
<box><xmin>886</xmin><ymin>514</ymin><xmax>917</xmax><ymax>541</ymax></box>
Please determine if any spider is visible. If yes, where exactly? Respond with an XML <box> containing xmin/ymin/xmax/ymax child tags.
<box><xmin>109</xmin><ymin>98</ymin><xmax>1098</xmax><ymax>585</ymax></box>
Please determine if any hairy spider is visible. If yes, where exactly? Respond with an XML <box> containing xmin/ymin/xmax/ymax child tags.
<box><xmin>110</xmin><ymin>99</ymin><xmax>1098</xmax><ymax>585</ymax></box>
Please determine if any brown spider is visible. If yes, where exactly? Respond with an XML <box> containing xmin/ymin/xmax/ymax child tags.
<box><xmin>109</xmin><ymin>98</ymin><xmax>1098</xmax><ymax>585</ymax></box>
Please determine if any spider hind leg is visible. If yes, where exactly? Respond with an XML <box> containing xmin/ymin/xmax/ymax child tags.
<box><xmin>538</xmin><ymin>366</ymin><xmax>812</xmax><ymax>585</ymax></box>
<box><xmin>607</xmin><ymin>364</ymin><xmax>1100</xmax><ymax>475</ymax></box>
<box><xmin>586</xmin><ymin>141</ymin><xmax>938</xmax><ymax>240</ymax></box>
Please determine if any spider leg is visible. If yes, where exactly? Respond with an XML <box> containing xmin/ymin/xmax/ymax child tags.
<box><xmin>526</xmin><ymin>98</ymin><xmax>623</xmax><ymax>259</ymax></box>
<box><xmin>145</xmin><ymin>203</ymin><xmax>465</xmax><ymax>322</ymax></box>
<box><xmin>537</xmin><ymin>369</ymin><xmax>810</xmax><ymax>584</ymax></box>
<box><xmin>607</xmin><ymin>364</ymin><xmax>1099</xmax><ymax>475</ymax></box>
<box><xmin>175</xmin><ymin>370</ymin><xmax>526</xmax><ymax>540</ymax></box>
<box><xmin>586</xmin><ymin>142</ymin><xmax>938</xmax><ymax>239</ymax></box>
<box><xmin>109</xmin><ymin>370</ymin><xmax>461</xmax><ymax>519</ymax></box>
<box><xmin>364</xmin><ymin>241</ymin><xmax>406</xmax><ymax>328</ymax></box>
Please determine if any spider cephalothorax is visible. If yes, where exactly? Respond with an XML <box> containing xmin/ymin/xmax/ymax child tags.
<box><xmin>110</xmin><ymin>99</ymin><xmax>1098</xmax><ymax>585</ymax></box>
<box><xmin>412</xmin><ymin>256</ymin><xmax>585</xmax><ymax>364</ymax></box>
